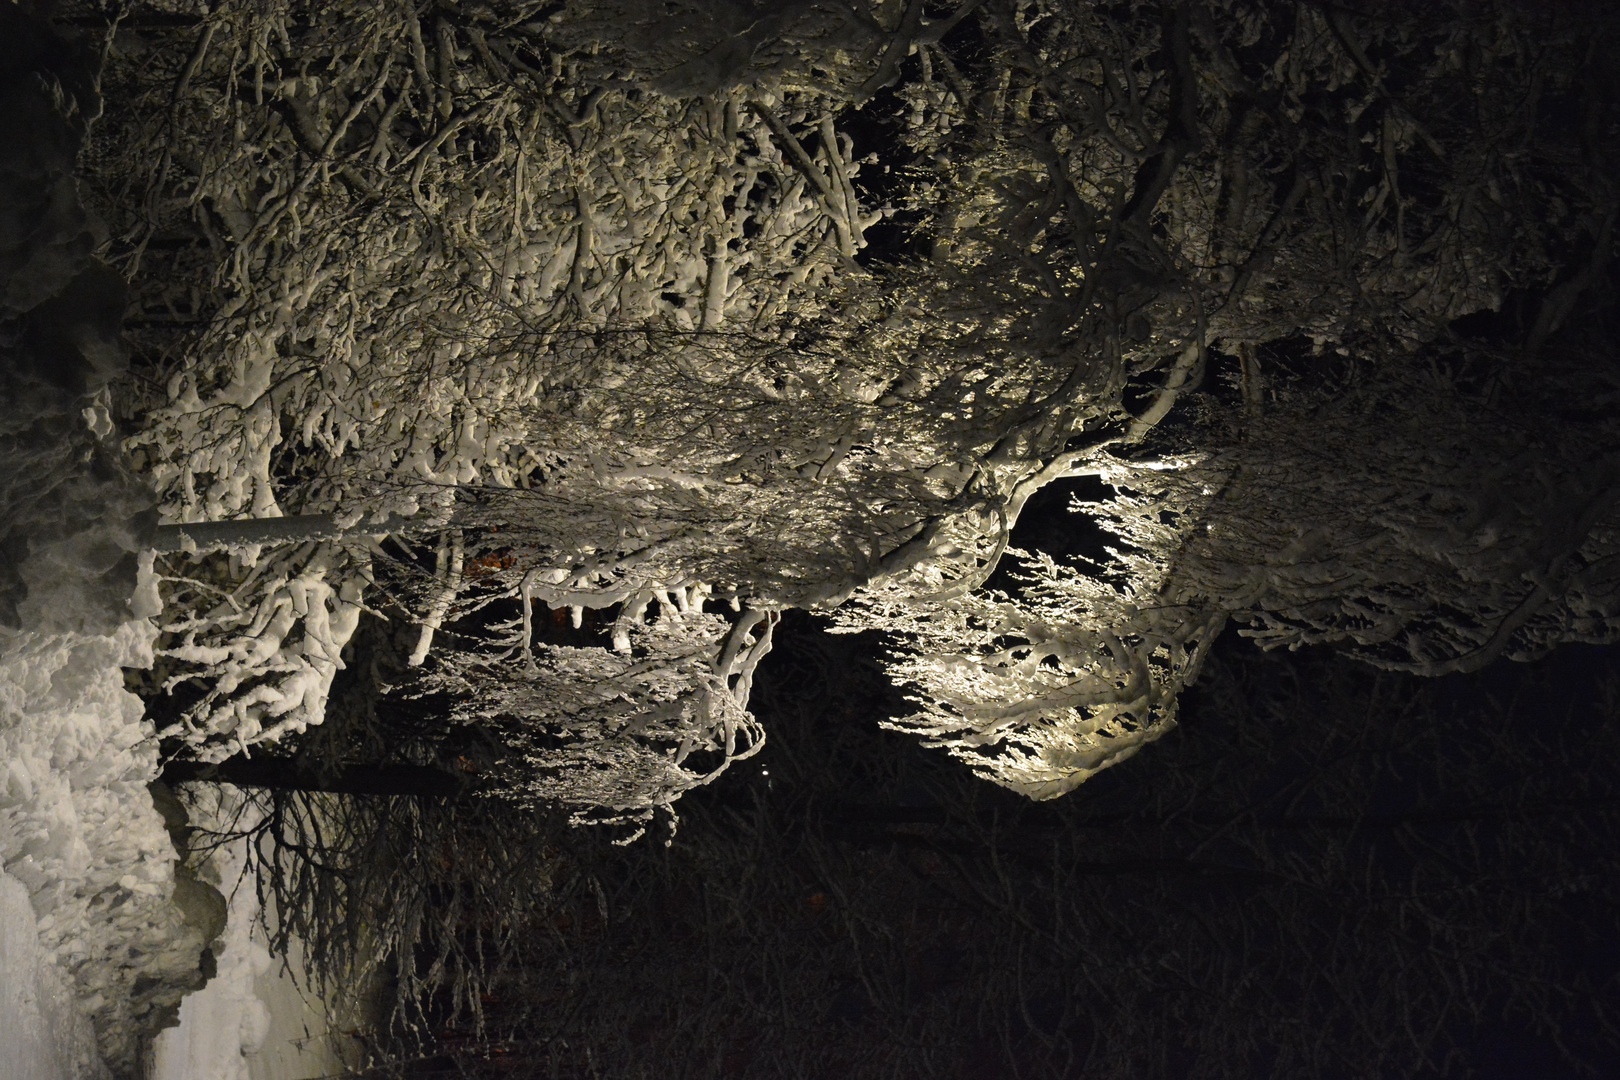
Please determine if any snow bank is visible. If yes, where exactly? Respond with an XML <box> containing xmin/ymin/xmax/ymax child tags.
<box><xmin>0</xmin><ymin>869</ymin><xmax>103</xmax><ymax>1080</ymax></box>
<box><xmin>151</xmin><ymin>788</ymin><xmax>343</xmax><ymax>1080</ymax></box>
<box><xmin>0</xmin><ymin>9</ymin><xmax>227</xmax><ymax>1076</ymax></box>
<box><xmin>0</xmin><ymin>619</ymin><xmax>221</xmax><ymax>1076</ymax></box>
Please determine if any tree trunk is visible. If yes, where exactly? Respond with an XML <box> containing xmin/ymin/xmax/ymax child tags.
<box><xmin>162</xmin><ymin>756</ymin><xmax>467</xmax><ymax>798</ymax></box>
<box><xmin>148</xmin><ymin>512</ymin><xmax>419</xmax><ymax>552</ymax></box>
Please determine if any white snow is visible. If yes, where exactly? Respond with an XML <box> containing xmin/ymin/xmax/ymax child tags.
<box><xmin>0</xmin><ymin>870</ymin><xmax>104</xmax><ymax>1080</ymax></box>
<box><xmin>151</xmin><ymin>788</ymin><xmax>343</xmax><ymax>1080</ymax></box>
<box><xmin>0</xmin><ymin>613</ymin><xmax>212</xmax><ymax>1076</ymax></box>
<box><xmin>0</xmin><ymin>615</ymin><xmax>344</xmax><ymax>1080</ymax></box>
<box><xmin>0</xmin><ymin>632</ymin><xmax>343</xmax><ymax>1080</ymax></box>
<box><xmin>152</xmin><ymin>925</ymin><xmax>341</xmax><ymax>1080</ymax></box>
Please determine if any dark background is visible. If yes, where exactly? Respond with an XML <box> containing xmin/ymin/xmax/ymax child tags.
<box><xmin>316</xmin><ymin>549</ymin><xmax>1620</xmax><ymax>1079</ymax></box>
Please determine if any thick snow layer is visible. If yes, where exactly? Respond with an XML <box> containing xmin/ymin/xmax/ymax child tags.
<box><xmin>0</xmin><ymin>617</ymin><xmax>218</xmax><ymax>1075</ymax></box>
<box><xmin>151</xmin><ymin>788</ymin><xmax>342</xmax><ymax>1080</ymax></box>
<box><xmin>0</xmin><ymin>587</ymin><xmax>336</xmax><ymax>1080</ymax></box>
<box><xmin>0</xmin><ymin>10</ymin><xmax>237</xmax><ymax>1075</ymax></box>
<box><xmin>0</xmin><ymin>869</ymin><xmax>105</xmax><ymax>1080</ymax></box>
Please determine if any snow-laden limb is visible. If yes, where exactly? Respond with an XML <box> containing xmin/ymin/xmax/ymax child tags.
<box><xmin>95</xmin><ymin>0</ymin><xmax>880</xmax><ymax>750</ymax></box>
<box><xmin>87</xmin><ymin>0</ymin><xmax>1620</xmax><ymax>813</ymax></box>
<box><xmin>109</xmin><ymin>0</ymin><xmax>879</xmax><ymax>526</ymax></box>
<box><xmin>153</xmin><ymin>544</ymin><xmax>365</xmax><ymax>761</ymax></box>
<box><xmin>407</xmin><ymin>529</ymin><xmax>464</xmax><ymax>668</ymax></box>
<box><xmin>425</xmin><ymin>594</ymin><xmax>772</xmax><ymax>842</ymax></box>
<box><xmin>843</xmin><ymin>532</ymin><xmax>1223</xmax><ymax>800</ymax></box>
<box><xmin>830</xmin><ymin>444</ymin><xmax>1229</xmax><ymax>800</ymax></box>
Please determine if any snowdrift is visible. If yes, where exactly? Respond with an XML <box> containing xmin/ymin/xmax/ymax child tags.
<box><xmin>0</xmin><ymin>9</ymin><xmax>225</xmax><ymax>1076</ymax></box>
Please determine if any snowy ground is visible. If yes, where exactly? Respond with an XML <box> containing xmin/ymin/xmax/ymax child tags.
<box><xmin>0</xmin><ymin>743</ymin><xmax>346</xmax><ymax>1080</ymax></box>
<box><xmin>0</xmin><ymin>614</ymin><xmax>217</xmax><ymax>1077</ymax></box>
<box><xmin>151</xmin><ymin>898</ymin><xmax>345</xmax><ymax>1080</ymax></box>
<box><xmin>0</xmin><ymin>869</ymin><xmax>103</xmax><ymax>1080</ymax></box>
<box><xmin>151</xmin><ymin>789</ymin><xmax>344</xmax><ymax>1080</ymax></box>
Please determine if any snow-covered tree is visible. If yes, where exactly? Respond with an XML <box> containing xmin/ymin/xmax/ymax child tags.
<box><xmin>91</xmin><ymin>0</ymin><xmax>1620</xmax><ymax>805</ymax></box>
<box><xmin>422</xmin><ymin>584</ymin><xmax>774</xmax><ymax>839</ymax></box>
<box><xmin>94</xmin><ymin>0</ymin><xmax>880</xmax><ymax>761</ymax></box>
<box><xmin>824</xmin><ymin>0</ymin><xmax>1620</xmax><ymax>796</ymax></box>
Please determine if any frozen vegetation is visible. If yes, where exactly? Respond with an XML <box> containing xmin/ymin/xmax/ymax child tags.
<box><xmin>87</xmin><ymin>0</ymin><xmax>1620</xmax><ymax>828</ymax></box>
